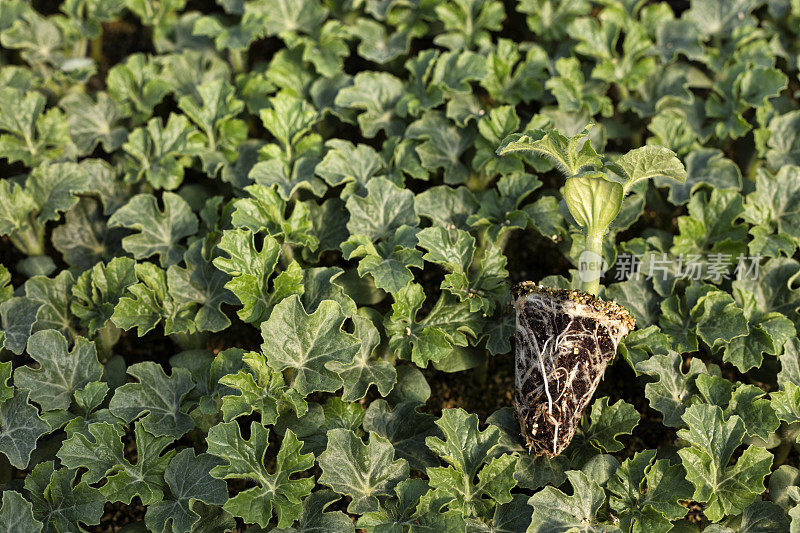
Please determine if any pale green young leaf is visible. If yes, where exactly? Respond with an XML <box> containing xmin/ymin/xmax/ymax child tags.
<box><xmin>27</xmin><ymin>161</ymin><xmax>90</xmax><ymax>224</ymax></box>
<box><xmin>0</xmin><ymin>297</ymin><xmax>42</xmax><ymax>354</ymax></box>
<box><xmin>690</xmin><ymin>290</ymin><xmax>749</xmax><ymax>350</ymax></box>
<box><xmin>607</xmin><ymin>450</ymin><xmax>692</xmax><ymax>533</ymax></box>
<box><xmin>192</xmin><ymin>7</ymin><xmax>269</xmax><ymax>51</ymax></box>
<box><xmin>334</xmin><ymin>72</ymin><xmax>405</xmax><ymax>138</ymax></box>
<box><xmin>299</xmin><ymin>267</ymin><xmax>357</xmax><ymax>317</ymax></box>
<box><xmin>357</xmin><ymin>478</ymin><xmax>465</xmax><ymax>533</ymax></box>
<box><xmin>765</xmin><ymin>111</ymin><xmax>800</xmax><ymax>170</ymax></box>
<box><xmin>608</xmin><ymin>145</ymin><xmax>686</xmax><ymax>195</ymax></box>
<box><xmin>261</xmin><ymin>296</ymin><xmax>360</xmax><ymax>396</ymax></box>
<box><xmin>315</xmin><ymin>139</ymin><xmax>388</xmax><ymax>196</ymax></box>
<box><xmin>177</xmin><ymin>78</ymin><xmax>246</xmax><ymax>174</ymax></box>
<box><xmin>466</xmin><ymin>494</ymin><xmax>533</xmax><ymax>533</ymax></box>
<box><xmin>384</xmin><ymin>283</ymin><xmax>482</xmax><ymax>368</ymax></box>
<box><xmin>661</xmin><ymin>148</ymin><xmax>741</xmax><ymax>206</ymax></box>
<box><xmin>677</xmin><ymin>404</ymin><xmax>773</xmax><ymax>522</ymax></box>
<box><xmin>351</xmin><ymin>18</ymin><xmax>409</xmax><ymax>65</ymax></box>
<box><xmin>106</xmin><ymin>54</ymin><xmax>171</xmax><ymax>122</ymax></box>
<box><xmin>219</xmin><ymin>350</ymin><xmax>307</xmax><ymax>424</ymax></box>
<box><xmin>111</xmin><ymin>262</ymin><xmax>196</xmax><ymax>336</ymax></box>
<box><xmin>346</xmin><ymin>177</ymin><xmax>419</xmax><ymax>242</ymax></box>
<box><xmin>482</xmin><ymin>38</ymin><xmax>548</xmax><ymax>105</ymax></box>
<box><xmin>497</xmin><ymin>126</ymin><xmax>601</xmax><ymax>177</ymax></box>
<box><xmin>259</xmin><ymin>0</ymin><xmax>327</xmax><ymax>36</ymax></box>
<box><xmin>417</xmin><ymin>226</ymin><xmax>475</xmax><ymax>273</ymax></box>
<box><xmin>770</xmin><ymin>382</ymin><xmax>800</xmax><ymax>429</ymax></box>
<box><xmin>250</xmin><ymin>156</ymin><xmax>328</xmax><ymax>201</ymax></box>
<box><xmin>167</xmin><ymin>241</ymin><xmax>237</xmax><ymax>333</ymax></box>
<box><xmin>684</xmin><ymin>0</ymin><xmax>759</xmax><ymax>37</ymax></box>
<box><xmin>276</xmin><ymin>397</ymin><xmax>363</xmax><ymax>456</ymax></box>
<box><xmin>713</xmin><ymin>379</ymin><xmax>779</xmax><ymax>442</ymax></box>
<box><xmin>213</xmin><ymin>229</ymin><xmax>288</xmax><ymax>324</ymax></box>
<box><xmin>636</xmin><ymin>352</ymin><xmax>706</xmax><ymax>427</ymax></box>
<box><xmin>723</xmin><ymin>306</ymin><xmax>795</xmax><ymax>373</ymax></box>
<box><xmin>341</xmin><ymin>231</ymin><xmax>424</xmax><ymax>294</ymax></box>
<box><xmin>467</xmin><ymin>173</ymin><xmax>542</xmax><ymax>241</ymax></box>
<box><xmin>259</xmin><ymin>91</ymin><xmax>318</xmax><ymax>151</ymax></box>
<box><xmin>671</xmin><ymin>188</ymin><xmax>747</xmax><ymax>259</ymax></box>
<box><xmin>230</xmin><ymin>184</ymin><xmax>318</xmax><ymax>250</ymax></box>
<box><xmin>527</xmin><ymin>470</ymin><xmax>615</xmax><ymax>532</ymax></box>
<box><xmin>425</xmin><ymin>408</ymin><xmax>515</xmax><ymax>518</ymax></box>
<box><xmin>122</xmin><ymin>114</ymin><xmax>203</xmax><ymax>190</ymax></box>
<box><xmin>433</xmin><ymin>0</ymin><xmax>503</xmax><ymax>51</ymax></box>
<box><xmin>475</xmin><ymin>106</ymin><xmax>525</xmax><ymax>173</ymax></box>
<box><xmin>618</xmin><ymin>325</ymin><xmax>672</xmax><ymax>372</ymax></box>
<box><xmin>0</xmin><ymin>180</ymin><xmax>35</xmax><ymax>238</ymax></box>
<box><xmin>415</xmin><ymin>185</ymin><xmax>479</xmax><ymax>230</ymax></box>
<box><xmin>745</xmin><ymin>166</ymin><xmax>800</xmax><ymax>245</ymax></box>
<box><xmin>24</xmin><ymin>270</ymin><xmax>75</xmax><ymax>338</ymax></box>
<box><xmin>71</xmin><ymin>256</ymin><xmax>137</xmax><ymax>337</ymax></box>
<box><xmin>0</xmin><ymin>87</ymin><xmax>72</xmax><ymax>166</ymax></box>
<box><xmin>60</xmin><ymin>91</ymin><xmax>128</xmax><ymax>155</ymax></box>
<box><xmin>709</xmin><ymin>500</ymin><xmax>790</xmax><ymax>533</ymax></box>
<box><xmin>303</xmin><ymin>17</ymin><xmax>352</xmax><ymax>75</ymax></box>
<box><xmin>386</xmin><ymin>366</ymin><xmax>431</xmax><ymax>406</ymax></box>
<box><xmin>51</xmin><ymin>198</ymin><xmax>125</xmax><ymax>270</ymax></box>
<box><xmin>319</xmin><ymin>428</ymin><xmax>409</xmax><ymax>514</ymax></box>
<box><xmin>442</xmin><ymin>240</ymin><xmax>508</xmax><ymax>314</ymax></box>
<box><xmin>126</xmin><ymin>0</ymin><xmax>189</xmax><ymax>28</ymax></box>
<box><xmin>405</xmin><ymin>111</ymin><xmax>474</xmax><ymax>185</ymax></box>
<box><xmin>545</xmin><ymin>56</ymin><xmax>613</xmax><ymax>117</ymax></box>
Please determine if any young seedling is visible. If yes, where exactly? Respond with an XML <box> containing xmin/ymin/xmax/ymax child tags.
<box><xmin>497</xmin><ymin>125</ymin><xmax>686</xmax><ymax>456</ymax></box>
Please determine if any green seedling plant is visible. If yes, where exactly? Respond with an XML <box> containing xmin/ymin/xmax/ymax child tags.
<box><xmin>2</xmin><ymin>0</ymin><xmax>800</xmax><ymax>531</ymax></box>
<box><xmin>498</xmin><ymin>125</ymin><xmax>687</xmax><ymax>295</ymax></box>
<box><xmin>496</xmin><ymin>126</ymin><xmax>687</xmax><ymax>457</ymax></box>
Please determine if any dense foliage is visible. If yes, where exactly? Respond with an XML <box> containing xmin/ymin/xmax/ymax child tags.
<box><xmin>2</xmin><ymin>0</ymin><xmax>800</xmax><ymax>531</ymax></box>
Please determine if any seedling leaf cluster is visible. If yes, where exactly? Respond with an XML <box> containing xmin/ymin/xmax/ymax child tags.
<box><xmin>1</xmin><ymin>0</ymin><xmax>800</xmax><ymax>531</ymax></box>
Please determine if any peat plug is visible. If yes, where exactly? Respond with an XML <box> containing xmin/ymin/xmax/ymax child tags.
<box><xmin>512</xmin><ymin>283</ymin><xmax>634</xmax><ymax>456</ymax></box>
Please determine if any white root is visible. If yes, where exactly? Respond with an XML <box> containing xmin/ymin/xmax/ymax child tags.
<box><xmin>513</xmin><ymin>285</ymin><xmax>634</xmax><ymax>456</ymax></box>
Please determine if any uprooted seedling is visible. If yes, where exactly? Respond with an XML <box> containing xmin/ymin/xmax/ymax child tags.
<box><xmin>497</xmin><ymin>126</ymin><xmax>686</xmax><ymax>455</ymax></box>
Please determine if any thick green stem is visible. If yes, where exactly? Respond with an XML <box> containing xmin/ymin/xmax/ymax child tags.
<box><xmin>9</xmin><ymin>220</ymin><xmax>46</xmax><ymax>256</ymax></box>
<box><xmin>90</xmin><ymin>33</ymin><xmax>103</xmax><ymax>67</ymax></box>
<box><xmin>230</xmin><ymin>49</ymin><xmax>247</xmax><ymax>74</ymax></box>
<box><xmin>496</xmin><ymin>228</ymin><xmax>511</xmax><ymax>252</ymax></box>
<box><xmin>773</xmin><ymin>438</ymin><xmax>795</xmax><ymax>468</ymax></box>
<box><xmin>170</xmin><ymin>331</ymin><xmax>208</xmax><ymax>351</ymax></box>
<box><xmin>774</xmin><ymin>423</ymin><xmax>800</xmax><ymax>468</ymax></box>
<box><xmin>280</xmin><ymin>242</ymin><xmax>296</xmax><ymax>268</ymax></box>
<box><xmin>94</xmin><ymin>322</ymin><xmax>121</xmax><ymax>361</ymax></box>
<box><xmin>581</xmin><ymin>230</ymin><xmax>604</xmax><ymax>296</ymax></box>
